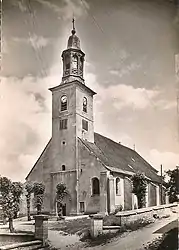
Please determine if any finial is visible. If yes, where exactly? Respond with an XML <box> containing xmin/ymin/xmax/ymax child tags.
<box><xmin>72</xmin><ymin>15</ymin><xmax>76</xmax><ymax>35</ymax></box>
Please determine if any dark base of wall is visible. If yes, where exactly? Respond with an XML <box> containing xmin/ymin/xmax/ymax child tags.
<box><xmin>0</xmin><ymin>233</ymin><xmax>35</xmax><ymax>245</ymax></box>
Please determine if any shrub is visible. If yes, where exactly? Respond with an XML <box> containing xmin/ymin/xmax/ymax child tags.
<box><xmin>56</xmin><ymin>183</ymin><xmax>71</xmax><ymax>217</ymax></box>
<box><xmin>114</xmin><ymin>205</ymin><xmax>123</xmax><ymax>214</ymax></box>
<box><xmin>121</xmin><ymin>217</ymin><xmax>155</xmax><ymax>232</ymax></box>
<box><xmin>33</xmin><ymin>182</ymin><xmax>45</xmax><ymax>214</ymax></box>
<box><xmin>131</xmin><ymin>172</ymin><xmax>147</xmax><ymax>208</ymax></box>
<box><xmin>0</xmin><ymin>176</ymin><xmax>23</xmax><ymax>232</ymax></box>
<box><xmin>25</xmin><ymin>182</ymin><xmax>34</xmax><ymax>221</ymax></box>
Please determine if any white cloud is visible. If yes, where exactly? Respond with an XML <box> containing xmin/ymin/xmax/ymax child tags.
<box><xmin>155</xmin><ymin>100</ymin><xmax>176</xmax><ymax>110</ymax></box>
<box><xmin>36</xmin><ymin>0</ymin><xmax>89</xmax><ymax>20</ymax></box>
<box><xmin>36</xmin><ymin>0</ymin><xmax>62</xmax><ymax>13</ymax></box>
<box><xmin>11</xmin><ymin>0</ymin><xmax>28</xmax><ymax>12</ymax></box>
<box><xmin>110</xmin><ymin>70</ymin><xmax>119</xmax><ymax>76</ymax></box>
<box><xmin>29</xmin><ymin>34</ymin><xmax>50</xmax><ymax>50</ymax></box>
<box><xmin>13</xmin><ymin>35</ymin><xmax>51</xmax><ymax>50</ymax></box>
<box><xmin>100</xmin><ymin>84</ymin><xmax>158</xmax><ymax>110</ymax></box>
<box><xmin>110</xmin><ymin>61</ymin><xmax>141</xmax><ymax>78</ymax></box>
<box><xmin>118</xmin><ymin>49</ymin><xmax>130</xmax><ymax>61</ymax></box>
<box><xmin>0</xmin><ymin>76</ymin><xmax>53</xmax><ymax>181</ymax></box>
<box><xmin>17</xmin><ymin>0</ymin><xmax>28</xmax><ymax>12</ymax></box>
<box><xmin>84</xmin><ymin>64</ymin><xmax>162</xmax><ymax>132</ymax></box>
<box><xmin>87</xmin><ymin>74</ymin><xmax>175</xmax><ymax>112</ymax></box>
<box><xmin>2</xmin><ymin>39</ymin><xmax>8</xmax><ymax>54</ymax></box>
<box><xmin>146</xmin><ymin>149</ymin><xmax>179</xmax><ymax>172</ymax></box>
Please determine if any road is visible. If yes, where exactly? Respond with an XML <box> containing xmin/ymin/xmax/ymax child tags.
<box><xmin>154</xmin><ymin>219</ymin><xmax>178</xmax><ymax>234</ymax></box>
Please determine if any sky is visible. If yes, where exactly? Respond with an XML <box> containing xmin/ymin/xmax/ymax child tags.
<box><xmin>1</xmin><ymin>0</ymin><xmax>179</xmax><ymax>181</ymax></box>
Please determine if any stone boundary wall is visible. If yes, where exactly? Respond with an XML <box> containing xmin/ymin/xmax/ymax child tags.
<box><xmin>116</xmin><ymin>203</ymin><xmax>177</xmax><ymax>226</ymax></box>
<box><xmin>90</xmin><ymin>203</ymin><xmax>178</xmax><ymax>237</ymax></box>
<box><xmin>0</xmin><ymin>233</ymin><xmax>35</xmax><ymax>245</ymax></box>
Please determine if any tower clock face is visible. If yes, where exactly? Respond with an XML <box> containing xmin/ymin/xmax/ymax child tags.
<box><xmin>61</xmin><ymin>95</ymin><xmax>67</xmax><ymax>103</ymax></box>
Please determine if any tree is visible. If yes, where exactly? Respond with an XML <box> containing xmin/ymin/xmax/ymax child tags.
<box><xmin>33</xmin><ymin>182</ymin><xmax>45</xmax><ymax>214</ymax></box>
<box><xmin>131</xmin><ymin>172</ymin><xmax>147</xmax><ymax>209</ymax></box>
<box><xmin>0</xmin><ymin>176</ymin><xmax>23</xmax><ymax>232</ymax></box>
<box><xmin>25</xmin><ymin>182</ymin><xmax>34</xmax><ymax>221</ymax></box>
<box><xmin>56</xmin><ymin>183</ymin><xmax>70</xmax><ymax>218</ymax></box>
<box><xmin>11</xmin><ymin>182</ymin><xmax>23</xmax><ymax>219</ymax></box>
<box><xmin>166</xmin><ymin>166</ymin><xmax>179</xmax><ymax>203</ymax></box>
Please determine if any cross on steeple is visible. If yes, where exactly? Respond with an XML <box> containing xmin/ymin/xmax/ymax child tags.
<box><xmin>72</xmin><ymin>16</ymin><xmax>76</xmax><ymax>35</ymax></box>
<box><xmin>72</xmin><ymin>17</ymin><xmax>75</xmax><ymax>30</ymax></box>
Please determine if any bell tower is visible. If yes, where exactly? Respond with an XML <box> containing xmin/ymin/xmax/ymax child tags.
<box><xmin>49</xmin><ymin>18</ymin><xmax>96</xmax><ymax>174</ymax></box>
<box><xmin>49</xmin><ymin>18</ymin><xmax>97</xmax><ymax>215</ymax></box>
<box><xmin>61</xmin><ymin>18</ymin><xmax>85</xmax><ymax>84</ymax></box>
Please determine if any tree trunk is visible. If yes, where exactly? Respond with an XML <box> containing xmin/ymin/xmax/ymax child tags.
<box><xmin>37</xmin><ymin>205</ymin><xmax>41</xmax><ymax>215</ymax></box>
<box><xmin>57</xmin><ymin>203</ymin><xmax>63</xmax><ymax>218</ymax></box>
<box><xmin>3</xmin><ymin>215</ymin><xmax>7</xmax><ymax>225</ymax></box>
<box><xmin>9</xmin><ymin>218</ymin><xmax>15</xmax><ymax>233</ymax></box>
<box><xmin>137</xmin><ymin>196</ymin><xmax>142</xmax><ymax>209</ymax></box>
<box><xmin>14</xmin><ymin>212</ymin><xmax>18</xmax><ymax>219</ymax></box>
<box><xmin>26</xmin><ymin>195</ymin><xmax>31</xmax><ymax>221</ymax></box>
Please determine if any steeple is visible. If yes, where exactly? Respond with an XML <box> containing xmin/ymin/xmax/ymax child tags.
<box><xmin>67</xmin><ymin>17</ymin><xmax>81</xmax><ymax>49</ymax></box>
<box><xmin>61</xmin><ymin>18</ymin><xmax>85</xmax><ymax>84</ymax></box>
<box><xmin>72</xmin><ymin>17</ymin><xmax>75</xmax><ymax>34</ymax></box>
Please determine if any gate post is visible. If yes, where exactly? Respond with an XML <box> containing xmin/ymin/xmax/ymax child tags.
<box><xmin>34</xmin><ymin>215</ymin><xmax>49</xmax><ymax>246</ymax></box>
<box><xmin>90</xmin><ymin>214</ymin><xmax>104</xmax><ymax>237</ymax></box>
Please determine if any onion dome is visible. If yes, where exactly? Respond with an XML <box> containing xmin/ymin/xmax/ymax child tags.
<box><xmin>67</xmin><ymin>18</ymin><xmax>81</xmax><ymax>49</ymax></box>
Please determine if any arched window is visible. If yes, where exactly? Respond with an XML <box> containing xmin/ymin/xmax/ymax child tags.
<box><xmin>116</xmin><ymin>178</ymin><xmax>121</xmax><ymax>195</ymax></box>
<box><xmin>61</xmin><ymin>95</ymin><xmax>67</xmax><ymax>111</ymax></box>
<box><xmin>62</xmin><ymin>165</ymin><xmax>66</xmax><ymax>171</ymax></box>
<box><xmin>83</xmin><ymin>97</ymin><xmax>87</xmax><ymax>113</ymax></box>
<box><xmin>80</xmin><ymin>57</ymin><xmax>83</xmax><ymax>71</ymax></box>
<box><xmin>92</xmin><ymin>177</ymin><xmax>100</xmax><ymax>195</ymax></box>
<box><xmin>65</xmin><ymin>55</ymin><xmax>70</xmax><ymax>70</ymax></box>
<box><xmin>72</xmin><ymin>55</ymin><xmax>78</xmax><ymax>69</ymax></box>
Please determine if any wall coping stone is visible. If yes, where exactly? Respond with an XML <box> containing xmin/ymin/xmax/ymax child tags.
<box><xmin>116</xmin><ymin>203</ymin><xmax>178</xmax><ymax>217</ymax></box>
<box><xmin>164</xmin><ymin>203</ymin><xmax>177</xmax><ymax>208</ymax></box>
<box><xmin>153</xmin><ymin>206</ymin><xmax>165</xmax><ymax>211</ymax></box>
<box><xmin>89</xmin><ymin>214</ymin><xmax>104</xmax><ymax>219</ymax></box>
<box><xmin>0</xmin><ymin>232</ymin><xmax>34</xmax><ymax>236</ymax></box>
<box><xmin>103</xmin><ymin>226</ymin><xmax>121</xmax><ymax>230</ymax></box>
<box><xmin>116</xmin><ymin>211</ymin><xmax>137</xmax><ymax>217</ymax></box>
<box><xmin>33</xmin><ymin>215</ymin><xmax>49</xmax><ymax>220</ymax></box>
<box><xmin>135</xmin><ymin>208</ymin><xmax>153</xmax><ymax>214</ymax></box>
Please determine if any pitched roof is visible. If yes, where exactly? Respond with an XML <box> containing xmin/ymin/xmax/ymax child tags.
<box><xmin>81</xmin><ymin>133</ymin><xmax>162</xmax><ymax>184</ymax></box>
<box><xmin>26</xmin><ymin>133</ymin><xmax>162</xmax><ymax>184</ymax></box>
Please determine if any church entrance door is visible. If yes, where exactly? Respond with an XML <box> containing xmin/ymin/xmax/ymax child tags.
<box><xmin>62</xmin><ymin>204</ymin><xmax>66</xmax><ymax>216</ymax></box>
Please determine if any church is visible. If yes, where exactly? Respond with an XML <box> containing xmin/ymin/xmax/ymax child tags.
<box><xmin>26</xmin><ymin>20</ymin><xmax>166</xmax><ymax>216</ymax></box>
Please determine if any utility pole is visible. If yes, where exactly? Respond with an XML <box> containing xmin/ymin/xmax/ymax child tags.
<box><xmin>175</xmin><ymin>54</ymin><xmax>179</xmax><ymax>142</ymax></box>
<box><xmin>160</xmin><ymin>164</ymin><xmax>163</xmax><ymax>204</ymax></box>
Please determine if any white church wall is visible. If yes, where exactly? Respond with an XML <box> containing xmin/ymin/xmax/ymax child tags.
<box><xmin>156</xmin><ymin>185</ymin><xmax>160</xmax><ymax>206</ymax></box>
<box><xmin>114</xmin><ymin>176</ymin><xmax>124</xmax><ymax>210</ymax></box>
<box><xmin>78</xmin><ymin>140</ymin><xmax>106</xmax><ymax>214</ymax></box>
<box><xmin>132</xmin><ymin>194</ymin><xmax>138</xmax><ymax>209</ymax></box>
<box><xmin>76</xmin><ymin>85</ymin><xmax>94</xmax><ymax>143</ymax></box>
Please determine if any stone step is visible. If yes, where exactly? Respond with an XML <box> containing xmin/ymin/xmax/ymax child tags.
<box><xmin>0</xmin><ymin>240</ymin><xmax>42</xmax><ymax>250</ymax></box>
